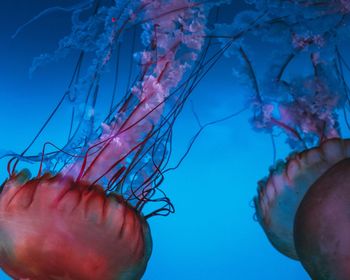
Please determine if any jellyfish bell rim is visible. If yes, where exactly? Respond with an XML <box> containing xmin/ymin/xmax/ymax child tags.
<box><xmin>0</xmin><ymin>173</ymin><xmax>153</xmax><ymax>280</ymax></box>
<box><xmin>254</xmin><ymin>137</ymin><xmax>350</xmax><ymax>259</ymax></box>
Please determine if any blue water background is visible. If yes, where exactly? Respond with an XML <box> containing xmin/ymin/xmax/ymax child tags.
<box><xmin>0</xmin><ymin>1</ymin><xmax>311</xmax><ymax>279</ymax></box>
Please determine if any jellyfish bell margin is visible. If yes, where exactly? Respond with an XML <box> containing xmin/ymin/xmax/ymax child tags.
<box><xmin>254</xmin><ymin>138</ymin><xmax>350</xmax><ymax>276</ymax></box>
<box><xmin>0</xmin><ymin>171</ymin><xmax>152</xmax><ymax>280</ymax></box>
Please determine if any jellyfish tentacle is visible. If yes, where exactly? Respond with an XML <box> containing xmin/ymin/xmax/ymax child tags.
<box><xmin>61</xmin><ymin>1</ymin><xmax>211</xmax><ymax>207</ymax></box>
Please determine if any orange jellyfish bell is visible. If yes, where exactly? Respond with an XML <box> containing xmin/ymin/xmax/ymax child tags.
<box><xmin>254</xmin><ymin>138</ymin><xmax>350</xmax><ymax>259</ymax></box>
<box><xmin>0</xmin><ymin>171</ymin><xmax>152</xmax><ymax>280</ymax></box>
<box><xmin>294</xmin><ymin>158</ymin><xmax>350</xmax><ymax>280</ymax></box>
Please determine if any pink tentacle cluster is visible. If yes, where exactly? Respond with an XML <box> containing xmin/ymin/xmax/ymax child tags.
<box><xmin>63</xmin><ymin>1</ymin><xmax>207</xmax><ymax>194</ymax></box>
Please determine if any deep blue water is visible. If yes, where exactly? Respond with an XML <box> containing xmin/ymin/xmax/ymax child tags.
<box><xmin>0</xmin><ymin>1</ymin><xmax>310</xmax><ymax>279</ymax></box>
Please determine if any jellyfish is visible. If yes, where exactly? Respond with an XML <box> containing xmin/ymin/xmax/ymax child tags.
<box><xmin>215</xmin><ymin>0</ymin><xmax>350</xmax><ymax>279</ymax></box>
<box><xmin>0</xmin><ymin>0</ymin><xmax>222</xmax><ymax>279</ymax></box>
